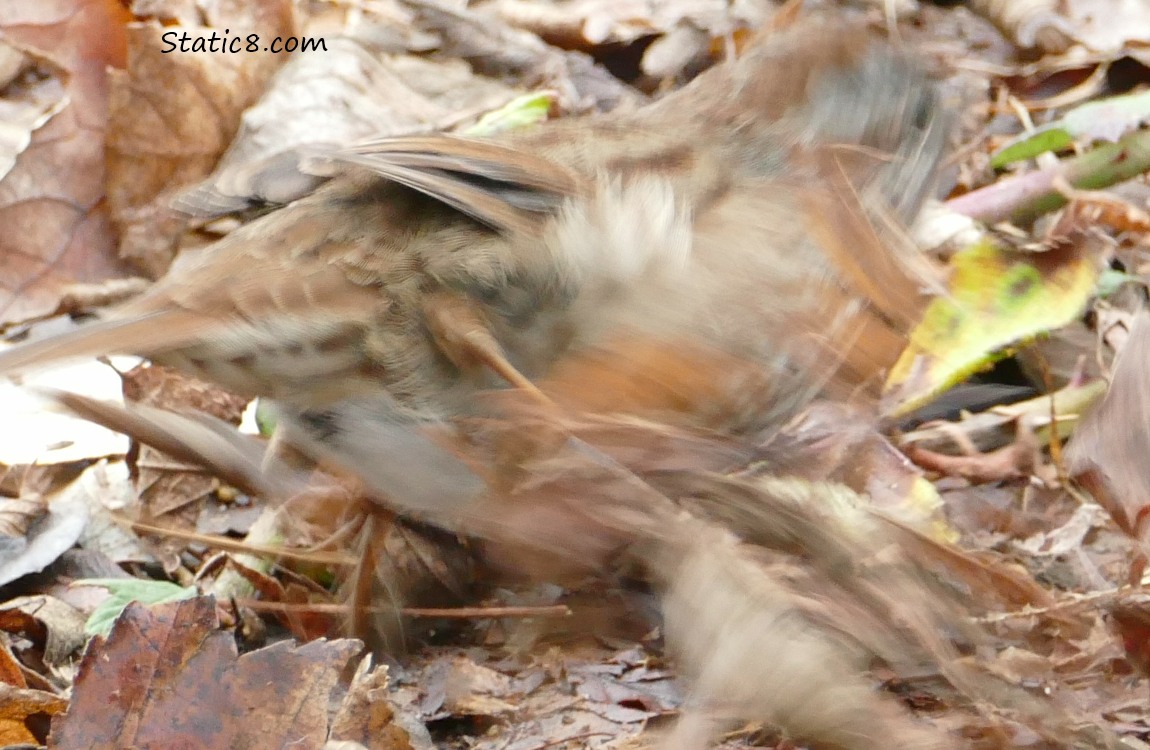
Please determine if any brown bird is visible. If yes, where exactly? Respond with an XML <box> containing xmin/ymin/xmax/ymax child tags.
<box><xmin>0</xmin><ymin>20</ymin><xmax>947</xmax><ymax>514</ymax></box>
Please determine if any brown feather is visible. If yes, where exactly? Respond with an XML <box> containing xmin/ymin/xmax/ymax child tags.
<box><xmin>0</xmin><ymin>21</ymin><xmax>949</xmax><ymax>512</ymax></box>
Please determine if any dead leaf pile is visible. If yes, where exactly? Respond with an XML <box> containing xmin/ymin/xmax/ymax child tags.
<box><xmin>5</xmin><ymin>0</ymin><xmax>1150</xmax><ymax>748</ymax></box>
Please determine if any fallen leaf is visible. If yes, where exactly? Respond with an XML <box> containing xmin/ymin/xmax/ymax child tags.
<box><xmin>107</xmin><ymin>2</ymin><xmax>295</xmax><ymax>276</ymax></box>
<box><xmin>0</xmin><ymin>0</ymin><xmax>132</xmax><ymax>325</ymax></box>
<box><xmin>0</xmin><ymin>683</ymin><xmax>67</xmax><ymax>746</ymax></box>
<box><xmin>885</xmin><ymin>236</ymin><xmax>1100</xmax><ymax>416</ymax></box>
<box><xmin>992</xmin><ymin>90</ymin><xmax>1150</xmax><ymax>167</ymax></box>
<box><xmin>50</xmin><ymin>596</ymin><xmax>364</xmax><ymax>750</ymax></box>
<box><xmin>73</xmin><ymin>578</ymin><xmax>197</xmax><ymax>637</ymax></box>
<box><xmin>0</xmin><ymin>594</ymin><xmax>88</xmax><ymax>666</ymax></box>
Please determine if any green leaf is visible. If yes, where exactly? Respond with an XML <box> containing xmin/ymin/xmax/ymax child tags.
<box><xmin>991</xmin><ymin>89</ymin><xmax>1150</xmax><ymax>168</ymax></box>
<box><xmin>465</xmin><ymin>92</ymin><xmax>554</xmax><ymax>136</ymax></box>
<box><xmin>990</xmin><ymin>128</ymin><xmax>1074</xmax><ymax>168</ymax></box>
<box><xmin>254</xmin><ymin>398</ymin><xmax>277</xmax><ymax>437</ymax></box>
<box><xmin>1096</xmin><ymin>267</ymin><xmax>1137</xmax><ymax>298</ymax></box>
<box><xmin>74</xmin><ymin>578</ymin><xmax>198</xmax><ymax>637</ymax></box>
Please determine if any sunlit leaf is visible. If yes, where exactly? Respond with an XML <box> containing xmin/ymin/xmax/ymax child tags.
<box><xmin>884</xmin><ymin>237</ymin><xmax>1098</xmax><ymax>416</ymax></box>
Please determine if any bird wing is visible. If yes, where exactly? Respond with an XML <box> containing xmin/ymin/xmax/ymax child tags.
<box><xmin>324</xmin><ymin>134</ymin><xmax>580</xmax><ymax>236</ymax></box>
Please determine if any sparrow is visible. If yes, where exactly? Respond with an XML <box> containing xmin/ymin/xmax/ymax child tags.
<box><xmin>0</xmin><ymin>19</ymin><xmax>948</xmax><ymax>515</ymax></box>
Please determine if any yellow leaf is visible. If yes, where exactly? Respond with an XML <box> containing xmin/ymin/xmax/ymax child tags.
<box><xmin>884</xmin><ymin>237</ymin><xmax>1098</xmax><ymax>416</ymax></box>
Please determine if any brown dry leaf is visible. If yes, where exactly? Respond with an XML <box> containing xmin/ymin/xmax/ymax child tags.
<box><xmin>50</xmin><ymin>596</ymin><xmax>364</xmax><ymax>750</ymax></box>
<box><xmin>177</xmin><ymin>47</ymin><xmax>525</xmax><ymax>219</ymax></box>
<box><xmin>981</xmin><ymin>646</ymin><xmax>1056</xmax><ymax>688</ymax></box>
<box><xmin>400</xmin><ymin>0</ymin><xmax>641</xmax><ymax>114</ymax></box>
<box><xmin>0</xmin><ymin>595</ymin><xmax>88</xmax><ymax>667</ymax></box>
<box><xmin>120</xmin><ymin>364</ymin><xmax>248</xmax><ymax>538</ymax></box>
<box><xmin>0</xmin><ymin>683</ymin><xmax>67</xmax><ymax>747</ymax></box>
<box><xmin>0</xmin><ymin>494</ymin><xmax>49</xmax><ymax>543</ymax></box>
<box><xmin>568</xmin><ymin>654</ymin><xmax>674</xmax><ymax>719</ymax></box>
<box><xmin>70</xmin><ymin>462</ymin><xmax>152</xmax><ymax>567</ymax></box>
<box><xmin>0</xmin><ymin>0</ymin><xmax>132</xmax><ymax>326</ymax></box>
<box><xmin>1068</xmin><ymin>310</ymin><xmax>1150</xmax><ymax>545</ymax></box>
<box><xmin>302</xmin><ymin>0</ymin><xmax>437</xmax><ymax>52</ymax></box>
<box><xmin>330</xmin><ymin>658</ymin><xmax>417</xmax><ymax>750</ymax></box>
<box><xmin>108</xmin><ymin>1</ymin><xmax>296</xmax><ymax>277</ymax></box>
<box><xmin>1014</xmin><ymin>503</ymin><xmax>1110</xmax><ymax>558</ymax></box>
<box><xmin>0</xmin><ymin>481</ymin><xmax>87</xmax><ymax>588</ymax></box>
<box><xmin>1108</xmin><ymin>596</ymin><xmax>1150</xmax><ymax>678</ymax></box>
<box><xmin>223</xmin><ymin>555</ymin><xmax>344</xmax><ymax>642</ymax></box>
<box><xmin>389</xmin><ymin>646</ymin><xmax>663</xmax><ymax>749</ymax></box>
<box><xmin>0</xmin><ymin>460</ymin><xmax>141</xmax><ymax>588</ymax></box>
<box><xmin>432</xmin><ymin>656</ymin><xmax>518</xmax><ymax>717</ymax></box>
<box><xmin>0</xmin><ymin>40</ymin><xmax>68</xmax><ymax>182</ymax></box>
<box><xmin>0</xmin><ymin>636</ymin><xmax>27</xmax><ymax>688</ymax></box>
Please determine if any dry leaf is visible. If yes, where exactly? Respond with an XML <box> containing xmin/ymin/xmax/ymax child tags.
<box><xmin>0</xmin><ymin>0</ymin><xmax>131</xmax><ymax>325</ymax></box>
<box><xmin>50</xmin><ymin>596</ymin><xmax>364</xmax><ymax>750</ymax></box>
<box><xmin>108</xmin><ymin>2</ymin><xmax>295</xmax><ymax>276</ymax></box>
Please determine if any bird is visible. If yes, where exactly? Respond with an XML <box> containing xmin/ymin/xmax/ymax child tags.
<box><xmin>0</xmin><ymin>19</ymin><xmax>949</xmax><ymax>516</ymax></box>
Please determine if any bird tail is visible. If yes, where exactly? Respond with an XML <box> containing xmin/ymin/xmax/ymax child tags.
<box><xmin>0</xmin><ymin>311</ymin><xmax>213</xmax><ymax>376</ymax></box>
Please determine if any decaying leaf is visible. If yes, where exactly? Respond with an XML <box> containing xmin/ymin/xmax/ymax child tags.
<box><xmin>0</xmin><ymin>683</ymin><xmax>67</xmax><ymax>747</ymax></box>
<box><xmin>885</xmin><ymin>235</ymin><xmax>1101</xmax><ymax>417</ymax></box>
<box><xmin>108</xmin><ymin>1</ymin><xmax>296</xmax><ymax>276</ymax></box>
<box><xmin>475</xmin><ymin>0</ymin><xmax>766</xmax><ymax>80</ymax></box>
<box><xmin>1068</xmin><ymin>311</ymin><xmax>1150</xmax><ymax>547</ymax></box>
<box><xmin>50</xmin><ymin>596</ymin><xmax>367</xmax><ymax>750</ymax></box>
<box><xmin>0</xmin><ymin>0</ymin><xmax>132</xmax><ymax>326</ymax></box>
<box><xmin>330</xmin><ymin>658</ymin><xmax>418</xmax><ymax>750</ymax></box>
<box><xmin>120</xmin><ymin>364</ymin><xmax>248</xmax><ymax>521</ymax></box>
<box><xmin>0</xmin><ymin>594</ymin><xmax>88</xmax><ymax>666</ymax></box>
<box><xmin>0</xmin><ymin>40</ymin><xmax>68</xmax><ymax>183</ymax></box>
<box><xmin>0</xmin><ymin>471</ymin><xmax>89</xmax><ymax>588</ymax></box>
<box><xmin>400</xmin><ymin>0</ymin><xmax>642</xmax><ymax>113</ymax></box>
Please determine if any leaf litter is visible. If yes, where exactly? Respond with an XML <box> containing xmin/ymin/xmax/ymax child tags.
<box><xmin>4</xmin><ymin>0</ymin><xmax>1150</xmax><ymax>748</ymax></box>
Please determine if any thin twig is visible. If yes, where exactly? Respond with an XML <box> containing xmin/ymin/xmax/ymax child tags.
<box><xmin>237</xmin><ymin>599</ymin><xmax>573</xmax><ymax>619</ymax></box>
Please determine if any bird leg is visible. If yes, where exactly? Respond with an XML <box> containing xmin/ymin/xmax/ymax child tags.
<box><xmin>421</xmin><ymin>291</ymin><xmax>554</xmax><ymax>408</ymax></box>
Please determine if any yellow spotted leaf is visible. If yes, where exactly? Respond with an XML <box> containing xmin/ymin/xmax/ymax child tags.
<box><xmin>884</xmin><ymin>237</ymin><xmax>1098</xmax><ymax>416</ymax></box>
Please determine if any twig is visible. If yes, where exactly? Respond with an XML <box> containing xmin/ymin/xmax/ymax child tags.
<box><xmin>947</xmin><ymin>129</ymin><xmax>1150</xmax><ymax>225</ymax></box>
<box><xmin>237</xmin><ymin>599</ymin><xmax>573</xmax><ymax>619</ymax></box>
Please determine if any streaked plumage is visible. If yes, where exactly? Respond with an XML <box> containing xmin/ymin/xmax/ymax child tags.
<box><xmin>0</xmin><ymin>21</ymin><xmax>948</xmax><ymax>513</ymax></box>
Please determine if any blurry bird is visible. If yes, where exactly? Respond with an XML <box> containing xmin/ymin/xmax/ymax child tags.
<box><xmin>0</xmin><ymin>19</ymin><xmax>948</xmax><ymax>515</ymax></box>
